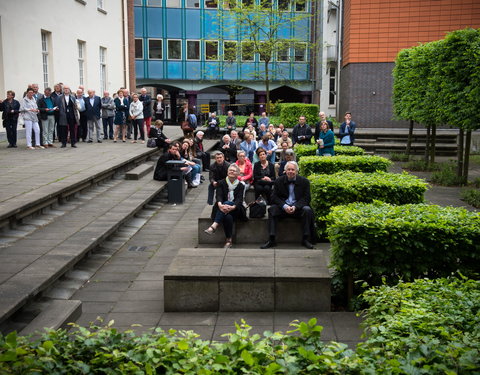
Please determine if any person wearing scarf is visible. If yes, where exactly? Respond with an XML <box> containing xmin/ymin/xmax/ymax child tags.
<box><xmin>204</xmin><ymin>164</ymin><xmax>247</xmax><ymax>249</ymax></box>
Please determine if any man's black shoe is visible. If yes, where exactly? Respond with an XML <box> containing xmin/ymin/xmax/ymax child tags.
<box><xmin>302</xmin><ymin>240</ymin><xmax>314</xmax><ymax>249</ymax></box>
<box><xmin>60</xmin><ymin>144</ymin><xmax>66</xmax><ymax>148</ymax></box>
<box><xmin>260</xmin><ymin>239</ymin><xmax>277</xmax><ymax>249</ymax></box>
<box><xmin>87</xmin><ymin>140</ymin><xmax>93</xmax><ymax>143</ymax></box>
<box><xmin>71</xmin><ymin>144</ymin><xmax>77</xmax><ymax>148</ymax></box>
<box><xmin>97</xmin><ymin>140</ymin><xmax>102</xmax><ymax>143</ymax></box>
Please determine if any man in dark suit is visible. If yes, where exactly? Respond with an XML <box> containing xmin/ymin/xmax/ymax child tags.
<box><xmin>55</xmin><ymin>85</ymin><xmax>79</xmax><ymax>148</ymax></box>
<box><xmin>261</xmin><ymin>161</ymin><xmax>315</xmax><ymax>249</ymax></box>
<box><xmin>84</xmin><ymin>89</ymin><xmax>103</xmax><ymax>143</ymax></box>
<box><xmin>292</xmin><ymin>115</ymin><xmax>313</xmax><ymax>145</ymax></box>
<box><xmin>207</xmin><ymin>152</ymin><xmax>230</xmax><ymax>205</ymax></box>
<box><xmin>139</xmin><ymin>88</ymin><xmax>152</xmax><ymax>136</ymax></box>
<box><xmin>219</xmin><ymin>134</ymin><xmax>237</xmax><ymax>163</ymax></box>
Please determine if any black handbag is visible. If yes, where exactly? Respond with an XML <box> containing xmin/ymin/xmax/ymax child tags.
<box><xmin>249</xmin><ymin>196</ymin><xmax>267</xmax><ymax>218</ymax></box>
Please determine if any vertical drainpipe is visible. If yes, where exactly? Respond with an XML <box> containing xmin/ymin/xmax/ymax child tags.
<box><xmin>122</xmin><ymin>0</ymin><xmax>129</xmax><ymax>89</ymax></box>
<box><xmin>336</xmin><ymin>0</ymin><xmax>342</xmax><ymax>119</ymax></box>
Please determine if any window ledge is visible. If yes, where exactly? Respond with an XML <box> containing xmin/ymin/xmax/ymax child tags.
<box><xmin>76</xmin><ymin>0</ymin><xmax>87</xmax><ymax>5</ymax></box>
<box><xmin>97</xmin><ymin>7</ymin><xmax>107</xmax><ymax>14</ymax></box>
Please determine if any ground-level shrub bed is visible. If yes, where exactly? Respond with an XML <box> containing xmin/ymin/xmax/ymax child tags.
<box><xmin>326</xmin><ymin>202</ymin><xmax>480</xmax><ymax>286</ymax></box>
<box><xmin>294</xmin><ymin>144</ymin><xmax>365</xmax><ymax>160</ymax></box>
<box><xmin>1</xmin><ymin>278</ymin><xmax>478</xmax><ymax>374</ymax></box>
<box><xmin>299</xmin><ymin>155</ymin><xmax>391</xmax><ymax>177</ymax></box>
<box><xmin>461</xmin><ymin>188</ymin><xmax>480</xmax><ymax>208</ymax></box>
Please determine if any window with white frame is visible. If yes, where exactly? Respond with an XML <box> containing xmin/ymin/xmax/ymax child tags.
<box><xmin>205</xmin><ymin>0</ymin><xmax>218</xmax><ymax>8</ymax></box>
<box><xmin>99</xmin><ymin>47</ymin><xmax>107</xmax><ymax>92</ymax></box>
<box><xmin>186</xmin><ymin>0</ymin><xmax>200</xmax><ymax>7</ymax></box>
<box><xmin>276</xmin><ymin>42</ymin><xmax>289</xmax><ymax>61</ymax></box>
<box><xmin>277</xmin><ymin>0</ymin><xmax>289</xmax><ymax>10</ymax></box>
<box><xmin>135</xmin><ymin>38</ymin><xmax>144</xmax><ymax>59</ymax></box>
<box><xmin>167</xmin><ymin>40</ymin><xmax>182</xmax><ymax>60</ymax></box>
<box><xmin>241</xmin><ymin>41</ymin><xmax>254</xmax><ymax>61</ymax></box>
<box><xmin>293</xmin><ymin>42</ymin><xmax>306</xmax><ymax>62</ymax></box>
<box><xmin>205</xmin><ymin>40</ymin><xmax>218</xmax><ymax>60</ymax></box>
<box><xmin>329</xmin><ymin>67</ymin><xmax>336</xmax><ymax>106</ymax></box>
<box><xmin>166</xmin><ymin>0</ymin><xmax>180</xmax><ymax>7</ymax></box>
<box><xmin>134</xmin><ymin>0</ymin><xmax>143</xmax><ymax>5</ymax></box>
<box><xmin>41</xmin><ymin>31</ymin><xmax>50</xmax><ymax>89</ymax></box>
<box><xmin>223</xmin><ymin>41</ymin><xmax>237</xmax><ymax>62</ymax></box>
<box><xmin>78</xmin><ymin>40</ymin><xmax>86</xmax><ymax>86</ymax></box>
<box><xmin>148</xmin><ymin>39</ymin><xmax>162</xmax><ymax>59</ymax></box>
<box><xmin>147</xmin><ymin>0</ymin><xmax>163</xmax><ymax>6</ymax></box>
<box><xmin>295</xmin><ymin>0</ymin><xmax>306</xmax><ymax>11</ymax></box>
<box><xmin>187</xmin><ymin>40</ymin><xmax>200</xmax><ymax>60</ymax></box>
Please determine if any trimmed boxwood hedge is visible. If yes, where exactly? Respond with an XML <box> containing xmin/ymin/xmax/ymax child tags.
<box><xmin>299</xmin><ymin>155</ymin><xmax>392</xmax><ymax>176</ymax></box>
<box><xmin>1</xmin><ymin>277</ymin><xmax>478</xmax><ymax>374</ymax></box>
<box><xmin>294</xmin><ymin>144</ymin><xmax>365</xmax><ymax>160</ymax></box>
<box><xmin>326</xmin><ymin>202</ymin><xmax>480</xmax><ymax>285</ymax></box>
<box><xmin>276</xmin><ymin>103</ymin><xmax>319</xmax><ymax>127</ymax></box>
<box><xmin>309</xmin><ymin>171</ymin><xmax>428</xmax><ymax>216</ymax></box>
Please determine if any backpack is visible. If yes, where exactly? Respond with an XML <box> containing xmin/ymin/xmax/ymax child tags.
<box><xmin>187</xmin><ymin>113</ymin><xmax>197</xmax><ymax>129</ymax></box>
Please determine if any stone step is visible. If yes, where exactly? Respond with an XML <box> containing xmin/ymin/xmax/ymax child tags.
<box><xmin>198</xmin><ymin>205</ymin><xmax>304</xmax><ymax>245</ymax></box>
<box><xmin>19</xmin><ymin>300</ymin><xmax>82</xmax><ymax>336</ymax></box>
<box><xmin>125</xmin><ymin>163</ymin><xmax>154</xmax><ymax>180</ymax></box>
<box><xmin>164</xmin><ymin>247</ymin><xmax>331</xmax><ymax>312</ymax></box>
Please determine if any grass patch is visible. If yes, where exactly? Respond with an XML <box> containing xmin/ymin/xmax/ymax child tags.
<box><xmin>430</xmin><ymin>163</ymin><xmax>464</xmax><ymax>186</ymax></box>
<box><xmin>404</xmin><ymin>159</ymin><xmax>441</xmax><ymax>171</ymax></box>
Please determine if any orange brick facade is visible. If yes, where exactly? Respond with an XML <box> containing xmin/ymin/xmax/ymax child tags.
<box><xmin>342</xmin><ymin>0</ymin><xmax>480</xmax><ymax>66</ymax></box>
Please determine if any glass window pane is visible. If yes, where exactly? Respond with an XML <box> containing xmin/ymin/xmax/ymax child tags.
<box><xmin>186</xmin><ymin>0</ymin><xmax>200</xmax><ymax>7</ymax></box>
<box><xmin>224</xmin><ymin>41</ymin><xmax>237</xmax><ymax>61</ymax></box>
<box><xmin>168</xmin><ymin>40</ymin><xmax>181</xmax><ymax>59</ymax></box>
<box><xmin>135</xmin><ymin>39</ymin><xmax>143</xmax><ymax>59</ymax></box>
<box><xmin>242</xmin><ymin>0</ymin><xmax>253</xmax><ymax>7</ymax></box>
<box><xmin>295</xmin><ymin>0</ymin><xmax>305</xmax><ymax>11</ymax></box>
<box><xmin>166</xmin><ymin>0</ymin><xmax>180</xmax><ymax>7</ymax></box>
<box><xmin>241</xmin><ymin>41</ymin><xmax>254</xmax><ymax>61</ymax></box>
<box><xmin>259</xmin><ymin>42</ymin><xmax>272</xmax><ymax>62</ymax></box>
<box><xmin>147</xmin><ymin>0</ymin><xmax>163</xmax><ymax>6</ymax></box>
<box><xmin>260</xmin><ymin>0</ymin><xmax>272</xmax><ymax>9</ymax></box>
<box><xmin>187</xmin><ymin>40</ymin><xmax>200</xmax><ymax>60</ymax></box>
<box><xmin>223</xmin><ymin>0</ymin><xmax>236</xmax><ymax>8</ymax></box>
<box><xmin>277</xmin><ymin>43</ymin><xmax>289</xmax><ymax>61</ymax></box>
<box><xmin>205</xmin><ymin>41</ymin><xmax>218</xmax><ymax>60</ymax></box>
<box><xmin>134</xmin><ymin>0</ymin><xmax>143</xmax><ymax>5</ymax></box>
<box><xmin>278</xmin><ymin>0</ymin><xmax>289</xmax><ymax>10</ymax></box>
<box><xmin>149</xmin><ymin>39</ymin><xmax>163</xmax><ymax>59</ymax></box>
<box><xmin>294</xmin><ymin>43</ymin><xmax>306</xmax><ymax>62</ymax></box>
<box><xmin>205</xmin><ymin>0</ymin><xmax>218</xmax><ymax>7</ymax></box>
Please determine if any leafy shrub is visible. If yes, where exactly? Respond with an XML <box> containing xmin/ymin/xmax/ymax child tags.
<box><xmin>326</xmin><ymin>202</ymin><xmax>480</xmax><ymax>285</ymax></box>
<box><xmin>472</xmin><ymin>177</ymin><xmax>480</xmax><ymax>188</ymax></box>
<box><xmin>358</xmin><ymin>277</ymin><xmax>480</xmax><ymax>374</ymax></box>
<box><xmin>462</xmin><ymin>189</ymin><xmax>480</xmax><ymax>208</ymax></box>
<box><xmin>431</xmin><ymin>162</ymin><xmax>464</xmax><ymax>186</ymax></box>
<box><xmin>276</xmin><ymin>103</ymin><xmax>319</xmax><ymax>128</ymax></box>
<box><xmin>404</xmin><ymin>159</ymin><xmax>441</xmax><ymax>171</ymax></box>
<box><xmin>299</xmin><ymin>155</ymin><xmax>391</xmax><ymax>176</ymax></box>
<box><xmin>294</xmin><ymin>144</ymin><xmax>365</xmax><ymax>160</ymax></box>
<box><xmin>388</xmin><ymin>152</ymin><xmax>409</xmax><ymax>162</ymax></box>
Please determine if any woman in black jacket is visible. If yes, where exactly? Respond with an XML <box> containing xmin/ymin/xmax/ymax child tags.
<box><xmin>253</xmin><ymin>148</ymin><xmax>275</xmax><ymax>203</ymax></box>
<box><xmin>0</xmin><ymin>90</ymin><xmax>20</xmax><ymax>148</ymax></box>
<box><xmin>204</xmin><ymin>164</ymin><xmax>247</xmax><ymax>249</ymax></box>
<box><xmin>149</xmin><ymin>120</ymin><xmax>171</xmax><ymax>151</ymax></box>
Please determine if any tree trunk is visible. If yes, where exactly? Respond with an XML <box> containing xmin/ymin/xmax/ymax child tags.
<box><xmin>406</xmin><ymin>120</ymin><xmax>414</xmax><ymax>157</ymax></box>
<box><xmin>457</xmin><ymin>128</ymin><xmax>464</xmax><ymax>179</ymax></box>
<box><xmin>265</xmin><ymin>60</ymin><xmax>270</xmax><ymax>115</ymax></box>
<box><xmin>424</xmin><ymin>124</ymin><xmax>431</xmax><ymax>164</ymax></box>
<box><xmin>463</xmin><ymin>129</ymin><xmax>472</xmax><ymax>183</ymax></box>
<box><xmin>430</xmin><ymin>123</ymin><xmax>436</xmax><ymax>165</ymax></box>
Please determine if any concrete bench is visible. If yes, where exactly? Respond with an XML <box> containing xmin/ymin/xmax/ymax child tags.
<box><xmin>164</xmin><ymin>248</ymin><xmax>331</xmax><ymax>312</ymax></box>
<box><xmin>198</xmin><ymin>205</ymin><xmax>304</xmax><ymax>245</ymax></box>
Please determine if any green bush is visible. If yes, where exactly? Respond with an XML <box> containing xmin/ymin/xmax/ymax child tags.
<box><xmin>404</xmin><ymin>159</ymin><xmax>441</xmax><ymax>171</ymax></box>
<box><xmin>326</xmin><ymin>202</ymin><xmax>480</xmax><ymax>285</ymax></box>
<box><xmin>309</xmin><ymin>171</ymin><xmax>427</xmax><ymax>216</ymax></box>
<box><xmin>294</xmin><ymin>144</ymin><xmax>365</xmax><ymax>160</ymax></box>
<box><xmin>276</xmin><ymin>103</ymin><xmax>319</xmax><ymax>128</ymax></box>
<box><xmin>299</xmin><ymin>155</ymin><xmax>391</xmax><ymax>176</ymax></box>
<box><xmin>431</xmin><ymin>162</ymin><xmax>464</xmax><ymax>186</ymax></box>
<box><xmin>358</xmin><ymin>277</ymin><xmax>480</xmax><ymax>374</ymax></box>
<box><xmin>462</xmin><ymin>189</ymin><xmax>480</xmax><ymax>208</ymax></box>
<box><xmin>388</xmin><ymin>152</ymin><xmax>409</xmax><ymax>162</ymax></box>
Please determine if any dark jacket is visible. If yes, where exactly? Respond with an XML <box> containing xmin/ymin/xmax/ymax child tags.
<box><xmin>243</xmin><ymin>117</ymin><xmax>258</xmax><ymax>131</ymax></box>
<box><xmin>219</xmin><ymin>142</ymin><xmax>237</xmax><ymax>163</ymax></box>
<box><xmin>84</xmin><ymin>96</ymin><xmax>102</xmax><ymax>120</ymax></box>
<box><xmin>211</xmin><ymin>179</ymin><xmax>247</xmax><ymax>221</ymax></box>
<box><xmin>225</xmin><ymin>116</ymin><xmax>237</xmax><ymax>131</ymax></box>
<box><xmin>37</xmin><ymin>96</ymin><xmax>56</xmax><ymax>121</ymax></box>
<box><xmin>149</xmin><ymin>127</ymin><xmax>168</xmax><ymax>149</ymax></box>
<box><xmin>253</xmin><ymin>161</ymin><xmax>275</xmax><ymax>183</ymax></box>
<box><xmin>55</xmin><ymin>95</ymin><xmax>79</xmax><ymax>126</ymax></box>
<box><xmin>0</xmin><ymin>99</ymin><xmax>20</xmax><ymax>123</ymax></box>
<box><xmin>153</xmin><ymin>151</ymin><xmax>182</xmax><ymax>181</ymax></box>
<box><xmin>140</xmin><ymin>94</ymin><xmax>152</xmax><ymax>118</ymax></box>
<box><xmin>153</xmin><ymin>101</ymin><xmax>165</xmax><ymax>120</ymax></box>
<box><xmin>292</xmin><ymin>123</ymin><xmax>313</xmax><ymax>145</ymax></box>
<box><xmin>339</xmin><ymin>121</ymin><xmax>356</xmax><ymax>145</ymax></box>
<box><xmin>271</xmin><ymin>174</ymin><xmax>311</xmax><ymax>211</ymax></box>
<box><xmin>209</xmin><ymin>161</ymin><xmax>230</xmax><ymax>184</ymax></box>
<box><xmin>114</xmin><ymin>97</ymin><xmax>129</xmax><ymax>125</ymax></box>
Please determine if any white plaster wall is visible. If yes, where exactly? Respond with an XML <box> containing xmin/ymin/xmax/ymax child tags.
<box><xmin>0</xmin><ymin>0</ymin><xmax>126</xmax><ymax>97</ymax></box>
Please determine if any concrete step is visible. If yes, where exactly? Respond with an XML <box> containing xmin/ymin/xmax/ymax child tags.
<box><xmin>198</xmin><ymin>205</ymin><xmax>304</xmax><ymax>245</ymax></box>
<box><xmin>164</xmin><ymin>248</ymin><xmax>331</xmax><ymax>312</ymax></box>
<box><xmin>19</xmin><ymin>300</ymin><xmax>82</xmax><ymax>336</ymax></box>
<box><xmin>0</xmin><ymin>178</ymin><xmax>167</xmax><ymax>325</ymax></box>
<box><xmin>125</xmin><ymin>163</ymin><xmax>154</xmax><ymax>180</ymax></box>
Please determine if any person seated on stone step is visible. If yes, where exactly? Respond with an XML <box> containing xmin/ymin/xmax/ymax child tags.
<box><xmin>253</xmin><ymin>148</ymin><xmax>276</xmax><ymax>204</ymax></box>
<box><xmin>153</xmin><ymin>142</ymin><xmax>196</xmax><ymax>188</ymax></box>
<box><xmin>219</xmin><ymin>134</ymin><xmax>237</xmax><ymax>163</ymax></box>
<box><xmin>149</xmin><ymin>120</ymin><xmax>171</xmax><ymax>152</ymax></box>
<box><xmin>204</xmin><ymin>164</ymin><xmax>247</xmax><ymax>249</ymax></box>
<box><xmin>261</xmin><ymin>161</ymin><xmax>315</xmax><ymax>249</ymax></box>
<box><xmin>208</xmin><ymin>152</ymin><xmax>230</xmax><ymax>205</ymax></box>
<box><xmin>194</xmin><ymin>131</ymin><xmax>211</xmax><ymax>171</ymax></box>
<box><xmin>180</xmin><ymin>139</ymin><xmax>201</xmax><ymax>187</ymax></box>
<box><xmin>277</xmin><ymin>148</ymin><xmax>296</xmax><ymax>177</ymax></box>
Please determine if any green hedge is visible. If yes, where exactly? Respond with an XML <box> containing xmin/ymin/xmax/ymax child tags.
<box><xmin>276</xmin><ymin>103</ymin><xmax>319</xmax><ymax>128</ymax></box>
<box><xmin>299</xmin><ymin>155</ymin><xmax>391</xmax><ymax>176</ymax></box>
<box><xmin>294</xmin><ymin>144</ymin><xmax>365</xmax><ymax>160</ymax></box>
<box><xmin>2</xmin><ymin>278</ymin><xmax>478</xmax><ymax>374</ymax></box>
<box><xmin>326</xmin><ymin>202</ymin><xmax>480</xmax><ymax>285</ymax></box>
<box><xmin>309</xmin><ymin>171</ymin><xmax>427</xmax><ymax>216</ymax></box>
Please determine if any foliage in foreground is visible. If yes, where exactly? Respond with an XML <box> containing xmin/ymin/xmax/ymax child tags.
<box><xmin>294</xmin><ymin>144</ymin><xmax>365</xmax><ymax>160</ymax></box>
<box><xmin>1</xmin><ymin>278</ymin><xmax>479</xmax><ymax>374</ymax></box>
<box><xmin>299</xmin><ymin>155</ymin><xmax>391</xmax><ymax>176</ymax></box>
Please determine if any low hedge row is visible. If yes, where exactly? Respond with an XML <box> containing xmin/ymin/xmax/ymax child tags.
<box><xmin>2</xmin><ymin>277</ymin><xmax>478</xmax><ymax>374</ymax></box>
<box><xmin>326</xmin><ymin>202</ymin><xmax>480</xmax><ymax>285</ymax></box>
<box><xmin>294</xmin><ymin>144</ymin><xmax>365</xmax><ymax>159</ymax></box>
<box><xmin>299</xmin><ymin>155</ymin><xmax>392</xmax><ymax>176</ymax></box>
<box><xmin>276</xmin><ymin>103</ymin><xmax>319</xmax><ymax>127</ymax></box>
<box><xmin>309</xmin><ymin>171</ymin><xmax>428</xmax><ymax>216</ymax></box>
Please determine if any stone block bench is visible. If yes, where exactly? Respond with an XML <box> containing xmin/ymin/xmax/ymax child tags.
<box><xmin>164</xmin><ymin>248</ymin><xmax>331</xmax><ymax>312</ymax></box>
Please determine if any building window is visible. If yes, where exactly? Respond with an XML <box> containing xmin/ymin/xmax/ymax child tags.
<box><xmin>223</xmin><ymin>0</ymin><xmax>236</xmax><ymax>8</ymax></box>
<box><xmin>168</xmin><ymin>40</ymin><xmax>181</xmax><ymax>60</ymax></box>
<box><xmin>241</xmin><ymin>41</ymin><xmax>254</xmax><ymax>61</ymax></box>
<box><xmin>242</xmin><ymin>0</ymin><xmax>253</xmax><ymax>7</ymax></box>
<box><xmin>259</xmin><ymin>42</ymin><xmax>272</xmax><ymax>62</ymax></box>
<box><xmin>148</xmin><ymin>39</ymin><xmax>163</xmax><ymax>59</ymax></box>
<box><xmin>205</xmin><ymin>0</ymin><xmax>218</xmax><ymax>8</ymax></box>
<box><xmin>276</xmin><ymin>43</ymin><xmax>289</xmax><ymax>62</ymax></box>
<box><xmin>78</xmin><ymin>41</ymin><xmax>86</xmax><ymax>86</ymax></box>
<box><xmin>260</xmin><ymin>0</ymin><xmax>272</xmax><ymax>9</ymax></box>
<box><xmin>187</xmin><ymin>40</ymin><xmax>200</xmax><ymax>60</ymax></box>
<box><xmin>295</xmin><ymin>0</ymin><xmax>306</xmax><ymax>11</ymax></box>
<box><xmin>166</xmin><ymin>0</ymin><xmax>180</xmax><ymax>7</ymax></box>
<box><xmin>41</xmin><ymin>31</ymin><xmax>50</xmax><ymax>89</ymax></box>
<box><xmin>293</xmin><ymin>42</ymin><xmax>306</xmax><ymax>62</ymax></box>
<box><xmin>278</xmin><ymin>0</ymin><xmax>289</xmax><ymax>10</ymax></box>
<box><xmin>135</xmin><ymin>39</ymin><xmax>144</xmax><ymax>59</ymax></box>
<box><xmin>223</xmin><ymin>41</ymin><xmax>237</xmax><ymax>62</ymax></box>
<box><xmin>134</xmin><ymin>0</ymin><xmax>143</xmax><ymax>5</ymax></box>
<box><xmin>147</xmin><ymin>0</ymin><xmax>163</xmax><ymax>6</ymax></box>
<box><xmin>186</xmin><ymin>0</ymin><xmax>200</xmax><ymax>7</ymax></box>
<box><xmin>205</xmin><ymin>40</ymin><xmax>218</xmax><ymax>60</ymax></box>
<box><xmin>97</xmin><ymin>0</ymin><xmax>104</xmax><ymax>9</ymax></box>
<box><xmin>99</xmin><ymin>47</ymin><xmax>107</xmax><ymax>92</ymax></box>
<box><xmin>329</xmin><ymin>67</ymin><xmax>336</xmax><ymax>106</ymax></box>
